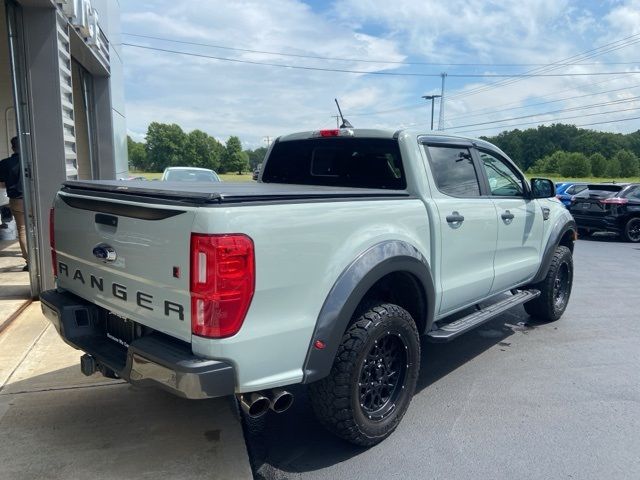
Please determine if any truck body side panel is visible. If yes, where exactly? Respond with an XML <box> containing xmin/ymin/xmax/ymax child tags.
<box><xmin>190</xmin><ymin>198</ymin><xmax>431</xmax><ymax>391</ymax></box>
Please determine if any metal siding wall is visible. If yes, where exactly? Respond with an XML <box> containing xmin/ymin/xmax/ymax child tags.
<box><xmin>22</xmin><ymin>7</ymin><xmax>68</xmax><ymax>292</ymax></box>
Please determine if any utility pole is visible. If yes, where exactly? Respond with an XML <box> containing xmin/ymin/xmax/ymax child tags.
<box><xmin>263</xmin><ymin>136</ymin><xmax>273</xmax><ymax>148</ymax></box>
<box><xmin>421</xmin><ymin>95</ymin><xmax>441</xmax><ymax>130</ymax></box>
<box><xmin>331</xmin><ymin>115</ymin><xmax>340</xmax><ymax>128</ymax></box>
<box><xmin>438</xmin><ymin>72</ymin><xmax>447</xmax><ymax>131</ymax></box>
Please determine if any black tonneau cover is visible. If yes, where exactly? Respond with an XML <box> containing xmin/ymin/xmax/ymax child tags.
<box><xmin>61</xmin><ymin>180</ymin><xmax>410</xmax><ymax>206</ymax></box>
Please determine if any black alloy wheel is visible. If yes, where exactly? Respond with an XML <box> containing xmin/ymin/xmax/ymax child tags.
<box><xmin>358</xmin><ymin>332</ymin><xmax>408</xmax><ymax>421</ymax></box>
<box><xmin>552</xmin><ymin>262</ymin><xmax>571</xmax><ymax>312</ymax></box>
<box><xmin>624</xmin><ymin>218</ymin><xmax>640</xmax><ymax>243</ymax></box>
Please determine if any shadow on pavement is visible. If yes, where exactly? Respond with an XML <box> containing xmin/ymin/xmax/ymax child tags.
<box><xmin>578</xmin><ymin>232</ymin><xmax>625</xmax><ymax>243</ymax></box>
<box><xmin>246</xmin><ymin>308</ymin><xmax>539</xmax><ymax>479</ymax></box>
<box><xmin>0</xmin><ymin>365</ymin><xmax>250</xmax><ymax>480</ymax></box>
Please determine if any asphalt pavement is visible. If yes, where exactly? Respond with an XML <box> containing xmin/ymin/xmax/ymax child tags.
<box><xmin>246</xmin><ymin>235</ymin><xmax>640</xmax><ymax>480</ymax></box>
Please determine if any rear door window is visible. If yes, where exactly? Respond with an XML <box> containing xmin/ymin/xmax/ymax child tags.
<box><xmin>624</xmin><ymin>186</ymin><xmax>640</xmax><ymax>200</ymax></box>
<box><xmin>425</xmin><ymin>146</ymin><xmax>481</xmax><ymax>197</ymax></box>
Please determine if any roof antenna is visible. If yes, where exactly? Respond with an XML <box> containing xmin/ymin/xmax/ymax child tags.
<box><xmin>334</xmin><ymin>98</ymin><xmax>353</xmax><ymax>128</ymax></box>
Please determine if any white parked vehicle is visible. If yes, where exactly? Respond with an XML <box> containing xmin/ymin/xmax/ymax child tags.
<box><xmin>41</xmin><ymin>128</ymin><xmax>575</xmax><ymax>446</ymax></box>
<box><xmin>160</xmin><ymin>166</ymin><xmax>221</xmax><ymax>182</ymax></box>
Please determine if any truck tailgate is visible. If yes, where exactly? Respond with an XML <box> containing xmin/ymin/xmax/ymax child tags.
<box><xmin>53</xmin><ymin>192</ymin><xmax>196</xmax><ymax>342</ymax></box>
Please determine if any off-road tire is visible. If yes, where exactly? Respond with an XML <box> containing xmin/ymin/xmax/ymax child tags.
<box><xmin>622</xmin><ymin>218</ymin><xmax>640</xmax><ymax>243</ymax></box>
<box><xmin>524</xmin><ymin>245</ymin><xmax>573</xmax><ymax>322</ymax></box>
<box><xmin>309</xmin><ymin>303</ymin><xmax>420</xmax><ymax>447</ymax></box>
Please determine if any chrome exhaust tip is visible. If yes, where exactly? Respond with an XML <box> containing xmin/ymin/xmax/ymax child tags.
<box><xmin>237</xmin><ymin>392</ymin><xmax>270</xmax><ymax>418</ymax></box>
<box><xmin>265</xmin><ymin>389</ymin><xmax>294</xmax><ymax>413</ymax></box>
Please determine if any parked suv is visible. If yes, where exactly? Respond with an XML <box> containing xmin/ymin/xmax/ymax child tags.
<box><xmin>570</xmin><ymin>183</ymin><xmax>640</xmax><ymax>242</ymax></box>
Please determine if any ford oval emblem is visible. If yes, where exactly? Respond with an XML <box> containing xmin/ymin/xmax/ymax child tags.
<box><xmin>93</xmin><ymin>244</ymin><xmax>117</xmax><ymax>262</ymax></box>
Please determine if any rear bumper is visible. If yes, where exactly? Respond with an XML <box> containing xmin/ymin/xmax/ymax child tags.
<box><xmin>40</xmin><ymin>289</ymin><xmax>236</xmax><ymax>399</ymax></box>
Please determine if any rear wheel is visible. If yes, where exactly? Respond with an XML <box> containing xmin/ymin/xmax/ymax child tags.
<box><xmin>623</xmin><ymin>218</ymin><xmax>640</xmax><ymax>243</ymax></box>
<box><xmin>309</xmin><ymin>303</ymin><xmax>420</xmax><ymax>447</ymax></box>
<box><xmin>524</xmin><ymin>245</ymin><xmax>573</xmax><ymax>322</ymax></box>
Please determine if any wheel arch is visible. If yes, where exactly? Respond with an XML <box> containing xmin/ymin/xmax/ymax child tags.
<box><xmin>531</xmin><ymin>218</ymin><xmax>576</xmax><ymax>284</ymax></box>
<box><xmin>302</xmin><ymin>240</ymin><xmax>435</xmax><ymax>384</ymax></box>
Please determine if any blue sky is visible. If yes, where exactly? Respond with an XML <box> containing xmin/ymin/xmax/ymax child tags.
<box><xmin>120</xmin><ymin>0</ymin><xmax>640</xmax><ymax>148</ymax></box>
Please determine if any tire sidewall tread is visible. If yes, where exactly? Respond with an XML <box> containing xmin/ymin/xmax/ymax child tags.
<box><xmin>525</xmin><ymin>245</ymin><xmax>573</xmax><ymax>322</ymax></box>
<box><xmin>309</xmin><ymin>303</ymin><xmax>420</xmax><ymax>447</ymax></box>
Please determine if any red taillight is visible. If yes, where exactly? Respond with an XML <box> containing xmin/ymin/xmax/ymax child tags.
<box><xmin>319</xmin><ymin>129</ymin><xmax>340</xmax><ymax>137</ymax></box>
<box><xmin>49</xmin><ymin>208</ymin><xmax>57</xmax><ymax>277</ymax></box>
<box><xmin>600</xmin><ymin>197</ymin><xmax>628</xmax><ymax>205</ymax></box>
<box><xmin>190</xmin><ymin>234</ymin><xmax>255</xmax><ymax>338</ymax></box>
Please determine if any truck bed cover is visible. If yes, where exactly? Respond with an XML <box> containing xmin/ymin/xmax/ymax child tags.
<box><xmin>61</xmin><ymin>180</ymin><xmax>410</xmax><ymax>205</ymax></box>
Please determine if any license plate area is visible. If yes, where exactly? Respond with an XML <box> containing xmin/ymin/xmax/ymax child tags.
<box><xmin>105</xmin><ymin>312</ymin><xmax>135</xmax><ymax>348</ymax></box>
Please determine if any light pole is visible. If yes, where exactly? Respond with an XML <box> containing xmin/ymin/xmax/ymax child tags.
<box><xmin>421</xmin><ymin>95</ymin><xmax>441</xmax><ymax>130</ymax></box>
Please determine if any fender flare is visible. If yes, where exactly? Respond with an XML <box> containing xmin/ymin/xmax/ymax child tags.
<box><xmin>531</xmin><ymin>218</ymin><xmax>577</xmax><ymax>284</ymax></box>
<box><xmin>301</xmin><ymin>240</ymin><xmax>435</xmax><ymax>384</ymax></box>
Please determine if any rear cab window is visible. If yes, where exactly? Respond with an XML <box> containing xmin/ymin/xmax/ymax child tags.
<box><xmin>261</xmin><ymin>137</ymin><xmax>406</xmax><ymax>189</ymax></box>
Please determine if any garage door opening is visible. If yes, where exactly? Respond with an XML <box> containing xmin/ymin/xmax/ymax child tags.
<box><xmin>0</xmin><ymin>1</ymin><xmax>30</xmax><ymax>311</ymax></box>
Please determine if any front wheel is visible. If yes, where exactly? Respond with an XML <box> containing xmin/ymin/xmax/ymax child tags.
<box><xmin>623</xmin><ymin>218</ymin><xmax>640</xmax><ymax>243</ymax></box>
<box><xmin>524</xmin><ymin>245</ymin><xmax>573</xmax><ymax>322</ymax></box>
<box><xmin>309</xmin><ymin>303</ymin><xmax>420</xmax><ymax>447</ymax></box>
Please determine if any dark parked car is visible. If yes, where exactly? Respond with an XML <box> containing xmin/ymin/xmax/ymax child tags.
<box><xmin>569</xmin><ymin>183</ymin><xmax>640</xmax><ymax>242</ymax></box>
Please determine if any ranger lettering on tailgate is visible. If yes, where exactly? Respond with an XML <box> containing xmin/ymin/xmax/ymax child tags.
<box><xmin>57</xmin><ymin>261</ymin><xmax>185</xmax><ymax>321</ymax></box>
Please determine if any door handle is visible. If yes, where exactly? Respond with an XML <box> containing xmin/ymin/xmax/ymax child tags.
<box><xmin>501</xmin><ymin>210</ymin><xmax>515</xmax><ymax>221</ymax></box>
<box><xmin>446</xmin><ymin>212</ymin><xmax>465</xmax><ymax>224</ymax></box>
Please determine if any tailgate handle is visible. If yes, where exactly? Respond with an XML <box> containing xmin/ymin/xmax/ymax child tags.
<box><xmin>95</xmin><ymin>213</ymin><xmax>118</xmax><ymax>227</ymax></box>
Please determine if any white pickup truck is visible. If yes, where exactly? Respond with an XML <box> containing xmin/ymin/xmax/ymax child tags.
<box><xmin>41</xmin><ymin>128</ymin><xmax>576</xmax><ymax>446</ymax></box>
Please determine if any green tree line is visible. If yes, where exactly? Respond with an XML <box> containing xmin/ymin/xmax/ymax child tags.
<box><xmin>482</xmin><ymin>123</ymin><xmax>640</xmax><ymax>177</ymax></box>
<box><xmin>127</xmin><ymin>122</ymin><xmax>268</xmax><ymax>174</ymax></box>
<box><xmin>129</xmin><ymin>122</ymin><xmax>640</xmax><ymax>178</ymax></box>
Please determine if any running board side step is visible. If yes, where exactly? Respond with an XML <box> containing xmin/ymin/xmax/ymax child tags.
<box><xmin>426</xmin><ymin>289</ymin><xmax>540</xmax><ymax>343</ymax></box>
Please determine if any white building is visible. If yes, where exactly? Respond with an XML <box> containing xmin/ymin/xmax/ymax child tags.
<box><xmin>0</xmin><ymin>0</ymin><xmax>126</xmax><ymax>294</ymax></box>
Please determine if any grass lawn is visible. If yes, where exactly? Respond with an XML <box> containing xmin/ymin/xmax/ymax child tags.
<box><xmin>526</xmin><ymin>175</ymin><xmax>640</xmax><ymax>184</ymax></box>
<box><xmin>131</xmin><ymin>171</ymin><xmax>253</xmax><ymax>182</ymax></box>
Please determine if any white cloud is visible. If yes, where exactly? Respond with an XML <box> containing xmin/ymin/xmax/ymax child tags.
<box><xmin>120</xmin><ymin>0</ymin><xmax>640</xmax><ymax>147</ymax></box>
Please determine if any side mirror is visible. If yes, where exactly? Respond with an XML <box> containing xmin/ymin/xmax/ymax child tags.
<box><xmin>530</xmin><ymin>178</ymin><xmax>555</xmax><ymax>199</ymax></box>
